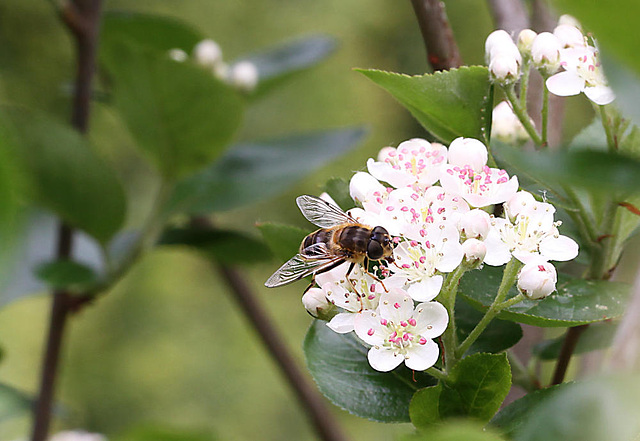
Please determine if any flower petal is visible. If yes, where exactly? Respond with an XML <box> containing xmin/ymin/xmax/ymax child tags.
<box><xmin>327</xmin><ymin>312</ymin><xmax>356</xmax><ymax>334</ymax></box>
<box><xmin>379</xmin><ymin>288</ymin><xmax>414</xmax><ymax>323</ymax></box>
<box><xmin>546</xmin><ymin>71</ymin><xmax>585</xmax><ymax>96</ymax></box>
<box><xmin>353</xmin><ymin>310</ymin><xmax>386</xmax><ymax>345</ymax></box>
<box><xmin>414</xmin><ymin>301</ymin><xmax>449</xmax><ymax>338</ymax></box>
<box><xmin>367</xmin><ymin>346</ymin><xmax>404</xmax><ymax>372</ymax></box>
<box><xmin>404</xmin><ymin>338</ymin><xmax>440</xmax><ymax>371</ymax></box>
<box><xmin>584</xmin><ymin>85</ymin><xmax>615</xmax><ymax>105</ymax></box>
<box><xmin>539</xmin><ymin>234</ymin><xmax>579</xmax><ymax>262</ymax></box>
<box><xmin>407</xmin><ymin>275</ymin><xmax>443</xmax><ymax>302</ymax></box>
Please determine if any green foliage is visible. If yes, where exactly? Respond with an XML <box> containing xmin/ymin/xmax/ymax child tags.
<box><xmin>509</xmin><ymin>375</ymin><xmax>640</xmax><ymax>441</ymax></box>
<box><xmin>490</xmin><ymin>383</ymin><xmax>572</xmax><ymax>438</ymax></box>
<box><xmin>35</xmin><ymin>260</ymin><xmax>99</xmax><ymax>291</ymax></box>
<box><xmin>455</xmin><ymin>299</ymin><xmax>522</xmax><ymax>356</ymax></box>
<box><xmin>404</xmin><ymin>420</ymin><xmax>506</xmax><ymax>441</ymax></box>
<box><xmin>303</xmin><ymin>320</ymin><xmax>436</xmax><ymax>423</ymax></box>
<box><xmin>114</xmin><ymin>426</ymin><xmax>215</xmax><ymax>441</ymax></box>
<box><xmin>460</xmin><ymin>265</ymin><xmax>630</xmax><ymax>327</ymax></box>
<box><xmin>237</xmin><ymin>35</ymin><xmax>337</xmax><ymax>98</ymax></box>
<box><xmin>533</xmin><ymin>321</ymin><xmax>617</xmax><ymax>360</ymax></box>
<box><xmin>0</xmin><ymin>108</ymin><xmax>126</xmax><ymax>244</ymax></box>
<box><xmin>0</xmin><ymin>383</ymin><xmax>32</xmax><ymax>423</ymax></box>
<box><xmin>101</xmin><ymin>40</ymin><xmax>245</xmax><ymax>179</ymax></box>
<box><xmin>357</xmin><ymin>66</ymin><xmax>492</xmax><ymax>144</ymax></box>
<box><xmin>160</xmin><ymin>227</ymin><xmax>272</xmax><ymax>265</ymax></box>
<box><xmin>410</xmin><ymin>354</ymin><xmax>511</xmax><ymax>427</ymax></box>
<box><xmin>322</xmin><ymin>177</ymin><xmax>353</xmax><ymax>210</ymax></box>
<box><xmin>257</xmin><ymin>222</ymin><xmax>308</xmax><ymax>262</ymax></box>
<box><xmin>168</xmin><ymin>127</ymin><xmax>367</xmax><ymax>214</ymax></box>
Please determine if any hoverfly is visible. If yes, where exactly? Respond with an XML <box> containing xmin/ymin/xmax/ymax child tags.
<box><xmin>264</xmin><ymin>195</ymin><xmax>395</xmax><ymax>290</ymax></box>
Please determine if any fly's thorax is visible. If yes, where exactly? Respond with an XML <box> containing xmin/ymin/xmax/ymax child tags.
<box><xmin>337</xmin><ymin>225</ymin><xmax>372</xmax><ymax>256</ymax></box>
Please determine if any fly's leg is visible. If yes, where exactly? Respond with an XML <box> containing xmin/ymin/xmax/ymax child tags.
<box><xmin>362</xmin><ymin>257</ymin><xmax>389</xmax><ymax>293</ymax></box>
<box><xmin>344</xmin><ymin>261</ymin><xmax>366</xmax><ymax>311</ymax></box>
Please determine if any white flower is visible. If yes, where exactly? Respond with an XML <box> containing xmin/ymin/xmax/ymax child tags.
<box><xmin>388</xmin><ymin>222</ymin><xmax>463</xmax><ymax>302</ymax></box>
<box><xmin>558</xmin><ymin>14</ymin><xmax>582</xmax><ymax>30</ymax></box>
<box><xmin>229</xmin><ymin>61</ymin><xmax>259</xmax><ymax>92</ymax></box>
<box><xmin>553</xmin><ymin>24</ymin><xmax>586</xmax><ymax>49</ymax></box>
<box><xmin>546</xmin><ymin>45</ymin><xmax>615</xmax><ymax>105</ymax></box>
<box><xmin>168</xmin><ymin>48</ymin><xmax>188</xmax><ymax>62</ymax></box>
<box><xmin>367</xmin><ymin>139</ymin><xmax>447</xmax><ymax>189</ymax></box>
<box><xmin>349</xmin><ymin>171</ymin><xmax>388</xmax><ymax>210</ymax></box>
<box><xmin>485</xmin><ymin>30</ymin><xmax>520</xmax><ymax>62</ymax></box>
<box><xmin>447</xmin><ymin>137</ymin><xmax>488</xmax><ymax>172</ymax></box>
<box><xmin>489</xmin><ymin>53</ymin><xmax>521</xmax><ymax>83</ymax></box>
<box><xmin>193</xmin><ymin>39</ymin><xmax>223</xmax><ymax>68</ymax></box>
<box><xmin>302</xmin><ymin>287</ymin><xmax>335</xmax><ymax>319</ymax></box>
<box><xmin>354</xmin><ymin>289</ymin><xmax>448</xmax><ymax>371</ymax></box>
<box><xmin>440</xmin><ymin>138</ymin><xmax>518</xmax><ymax>208</ymax></box>
<box><xmin>517</xmin><ymin>257</ymin><xmax>558</xmax><ymax>299</ymax></box>
<box><xmin>462</xmin><ymin>238</ymin><xmax>487</xmax><ymax>264</ymax></box>
<box><xmin>531</xmin><ymin>32</ymin><xmax>562</xmax><ymax>74</ymax></box>
<box><xmin>458</xmin><ymin>208</ymin><xmax>491</xmax><ymax>240</ymax></box>
<box><xmin>50</xmin><ymin>431</ymin><xmax>107</xmax><ymax>441</ymax></box>
<box><xmin>517</xmin><ymin>29</ymin><xmax>537</xmax><ymax>56</ymax></box>
<box><xmin>491</xmin><ymin>101</ymin><xmax>529</xmax><ymax>144</ymax></box>
<box><xmin>484</xmin><ymin>191</ymin><xmax>579</xmax><ymax>265</ymax></box>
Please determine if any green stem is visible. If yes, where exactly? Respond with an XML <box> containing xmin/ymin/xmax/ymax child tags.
<box><xmin>507</xmin><ymin>350</ymin><xmax>540</xmax><ymax>392</ymax></box>
<box><xmin>456</xmin><ymin>258</ymin><xmax>522</xmax><ymax>358</ymax></box>
<box><xmin>599</xmin><ymin>105</ymin><xmax>616</xmax><ymax>152</ymax></box>
<box><xmin>541</xmin><ymin>77</ymin><xmax>549</xmax><ymax>147</ymax></box>
<box><xmin>439</xmin><ymin>265</ymin><xmax>467</xmax><ymax>372</ymax></box>
<box><xmin>519</xmin><ymin>62</ymin><xmax>530</xmax><ymax>109</ymax></box>
<box><xmin>504</xmin><ymin>84</ymin><xmax>543</xmax><ymax>147</ymax></box>
<box><xmin>426</xmin><ymin>366</ymin><xmax>448</xmax><ymax>382</ymax></box>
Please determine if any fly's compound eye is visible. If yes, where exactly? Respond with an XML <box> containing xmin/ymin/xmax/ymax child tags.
<box><xmin>367</xmin><ymin>240</ymin><xmax>385</xmax><ymax>260</ymax></box>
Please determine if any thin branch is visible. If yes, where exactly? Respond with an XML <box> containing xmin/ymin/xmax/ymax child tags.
<box><xmin>410</xmin><ymin>0</ymin><xmax>462</xmax><ymax>70</ymax></box>
<box><xmin>551</xmin><ymin>324</ymin><xmax>587</xmax><ymax>385</ymax></box>
<box><xmin>487</xmin><ymin>0</ymin><xmax>529</xmax><ymax>34</ymax></box>
<box><xmin>31</xmin><ymin>1</ymin><xmax>104</xmax><ymax>440</ymax></box>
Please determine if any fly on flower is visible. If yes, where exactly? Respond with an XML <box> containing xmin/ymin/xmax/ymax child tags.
<box><xmin>264</xmin><ymin>195</ymin><xmax>395</xmax><ymax>291</ymax></box>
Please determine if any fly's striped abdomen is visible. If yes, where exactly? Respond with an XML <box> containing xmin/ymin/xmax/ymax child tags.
<box><xmin>301</xmin><ymin>229</ymin><xmax>334</xmax><ymax>252</ymax></box>
<box><xmin>337</xmin><ymin>226</ymin><xmax>370</xmax><ymax>255</ymax></box>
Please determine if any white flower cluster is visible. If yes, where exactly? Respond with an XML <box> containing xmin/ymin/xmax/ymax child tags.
<box><xmin>168</xmin><ymin>39</ymin><xmax>259</xmax><ymax>92</ymax></box>
<box><xmin>485</xmin><ymin>15</ymin><xmax>614</xmax><ymax>105</ymax></box>
<box><xmin>303</xmin><ymin>137</ymin><xmax>579</xmax><ymax>372</ymax></box>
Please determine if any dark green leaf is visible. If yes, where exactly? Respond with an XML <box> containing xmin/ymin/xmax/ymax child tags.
<box><xmin>1</xmin><ymin>108</ymin><xmax>126</xmax><ymax>243</ymax></box>
<box><xmin>0</xmin><ymin>383</ymin><xmax>32</xmax><ymax>423</ymax></box>
<box><xmin>510</xmin><ymin>375</ymin><xmax>640</xmax><ymax>441</ymax></box>
<box><xmin>357</xmin><ymin>67</ymin><xmax>491</xmax><ymax>144</ymax></box>
<box><xmin>322</xmin><ymin>177</ymin><xmax>354</xmax><ymax>211</ymax></box>
<box><xmin>403</xmin><ymin>421</ymin><xmax>506</xmax><ymax>441</ymax></box>
<box><xmin>256</xmin><ymin>223</ymin><xmax>307</xmax><ymax>262</ymax></box>
<box><xmin>438</xmin><ymin>353</ymin><xmax>511</xmax><ymax>423</ymax></box>
<box><xmin>35</xmin><ymin>260</ymin><xmax>98</xmax><ymax>291</ymax></box>
<box><xmin>490</xmin><ymin>383</ymin><xmax>573</xmax><ymax>438</ymax></box>
<box><xmin>455</xmin><ymin>298</ymin><xmax>522</xmax><ymax>356</ymax></box>
<box><xmin>459</xmin><ymin>265</ymin><xmax>630</xmax><ymax>327</ymax></box>
<box><xmin>160</xmin><ymin>227</ymin><xmax>271</xmax><ymax>265</ymax></box>
<box><xmin>533</xmin><ymin>321</ymin><xmax>617</xmax><ymax>360</ymax></box>
<box><xmin>409</xmin><ymin>384</ymin><xmax>443</xmax><ymax>428</ymax></box>
<box><xmin>102</xmin><ymin>11</ymin><xmax>204</xmax><ymax>56</ymax></box>
<box><xmin>101</xmin><ymin>41</ymin><xmax>244</xmax><ymax>179</ymax></box>
<box><xmin>304</xmin><ymin>320</ymin><xmax>436</xmax><ymax>422</ymax></box>
<box><xmin>234</xmin><ymin>35</ymin><xmax>337</xmax><ymax>98</ymax></box>
<box><xmin>169</xmin><ymin>127</ymin><xmax>367</xmax><ymax>214</ymax></box>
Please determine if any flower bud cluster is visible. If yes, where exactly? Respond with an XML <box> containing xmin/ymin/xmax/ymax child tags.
<box><xmin>485</xmin><ymin>16</ymin><xmax>614</xmax><ymax>105</ymax></box>
<box><xmin>168</xmin><ymin>39</ymin><xmax>259</xmax><ymax>93</ymax></box>
<box><xmin>301</xmin><ymin>136</ymin><xmax>579</xmax><ymax>371</ymax></box>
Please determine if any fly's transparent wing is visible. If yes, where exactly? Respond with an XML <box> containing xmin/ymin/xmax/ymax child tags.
<box><xmin>296</xmin><ymin>195</ymin><xmax>355</xmax><ymax>228</ymax></box>
<box><xmin>264</xmin><ymin>243</ymin><xmax>342</xmax><ymax>288</ymax></box>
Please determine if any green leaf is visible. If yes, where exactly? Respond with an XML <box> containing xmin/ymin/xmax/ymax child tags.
<box><xmin>409</xmin><ymin>384</ymin><xmax>444</xmax><ymax>428</ymax></box>
<box><xmin>439</xmin><ymin>353</ymin><xmax>511</xmax><ymax>423</ymax></box>
<box><xmin>455</xmin><ymin>298</ymin><xmax>522</xmax><ymax>356</ymax></box>
<box><xmin>1</xmin><ymin>108</ymin><xmax>126</xmax><ymax>244</ymax></box>
<box><xmin>357</xmin><ymin>66</ymin><xmax>491</xmax><ymax>144</ymax></box>
<box><xmin>0</xmin><ymin>383</ymin><xmax>32</xmax><ymax>423</ymax></box>
<box><xmin>490</xmin><ymin>383</ymin><xmax>573</xmax><ymax>438</ymax></box>
<box><xmin>459</xmin><ymin>265</ymin><xmax>630</xmax><ymax>327</ymax></box>
<box><xmin>303</xmin><ymin>320</ymin><xmax>436</xmax><ymax>422</ymax></box>
<box><xmin>257</xmin><ymin>222</ymin><xmax>307</xmax><ymax>262</ymax></box>
<box><xmin>510</xmin><ymin>375</ymin><xmax>640</xmax><ymax>441</ymax></box>
<box><xmin>35</xmin><ymin>260</ymin><xmax>99</xmax><ymax>291</ymax></box>
<box><xmin>102</xmin><ymin>11</ymin><xmax>204</xmax><ymax>56</ymax></box>
<box><xmin>169</xmin><ymin>127</ymin><xmax>367</xmax><ymax>214</ymax></box>
<box><xmin>404</xmin><ymin>421</ymin><xmax>506</xmax><ymax>441</ymax></box>
<box><xmin>101</xmin><ymin>40</ymin><xmax>245</xmax><ymax>179</ymax></box>
<box><xmin>322</xmin><ymin>177</ymin><xmax>354</xmax><ymax>211</ymax></box>
<box><xmin>533</xmin><ymin>321</ymin><xmax>617</xmax><ymax>360</ymax></box>
<box><xmin>234</xmin><ymin>35</ymin><xmax>337</xmax><ymax>98</ymax></box>
<box><xmin>160</xmin><ymin>227</ymin><xmax>272</xmax><ymax>265</ymax></box>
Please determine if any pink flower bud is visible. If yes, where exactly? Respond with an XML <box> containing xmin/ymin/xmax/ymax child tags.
<box><xmin>517</xmin><ymin>259</ymin><xmax>557</xmax><ymax>299</ymax></box>
<box><xmin>459</xmin><ymin>209</ymin><xmax>491</xmax><ymax>239</ymax></box>
<box><xmin>531</xmin><ymin>32</ymin><xmax>561</xmax><ymax>74</ymax></box>
<box><xmin>302</xmin><ymin>288</ymin><xmax>335</xmax><ymax>319</ymax></box>
<box><xmin>463</xmin><ymin>238</ymin><xmax>487</xmax><ymax>264</ymax></box>
<box><xmin>554</xmin><ymin>24</ymin><xmax>585</xmax><ymax>49</ymax></box>
<box><xmin>489</xmin><ymin>52</ymin><xmax>521</xmax><ymax>83</ymax></box>
<box><xmin>447</xmin><ymin>137</ymin><xmax>488</xmax><ymax>171</ymax></box>
<box><xmin>517</xmin><ymin>29</ymin><xmax>537</xmax><ymax>56</ymax></box>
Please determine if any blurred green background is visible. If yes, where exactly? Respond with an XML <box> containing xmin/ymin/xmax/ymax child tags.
<box><xmin>0</xmin><ymin>0</ymin><xmax>589</xmax><ymax>440</ymax></box>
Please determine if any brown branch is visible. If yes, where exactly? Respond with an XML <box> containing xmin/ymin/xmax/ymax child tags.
<box><xmin>487</xmin><ymin>0</ymin><xmax>529</xmax><ymax>34</ymax></box>
<box><xmin>31</xmin><ymin>1</ymin><xmax>104</xmax><ymax>440</ymax></box>
<box><xmin>410</xmin><ymin>0</ymin><xmax>462</xmax><ymax>70</ymax></box>
<box><xmin>551</xmin><ymin>324</ymin><xmax>588</xmax><ymax>385</ymax></box>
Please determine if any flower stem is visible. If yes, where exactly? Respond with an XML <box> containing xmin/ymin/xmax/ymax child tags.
<box><xmin>427</xmin><ymin>366</ymin><xmax>448</xmax><ymax>382</ymax></box>
<box><xmin>504</xmin><ymin>84</ymin><xmax>543</xmax><ymax>147</ymax></box>
<box><xmin>439</xmin><ymin>265</ymin><xmax>467</xmax><ymax>371</ymax></box>
<box><xmin>456</xmin><ymin>258</ymin><xmax>522</xmax><ymax>358</ymax></box>
<box><xmin>599</xmin><ymin>105</ymin><xmax>617</xmax><ymax>152</ymax></box>
<box><xmin>519</xmin><ymin>63</ymin><xmax>530</xmax><ymax>110</ymax></box>
<box><xmin>541</xmin><ymin>76</ymin><xmax>550</xmax><ymax>147</ymax></box>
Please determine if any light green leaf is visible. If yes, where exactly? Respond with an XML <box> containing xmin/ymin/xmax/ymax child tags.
<box><xmin>0</xmin><ymin>383</ymin><xmax>32</xmax><ymax>423</ymax></box>
<box><xmin>101</xmin><ymin>40</ymin><xmax>245</xmax><ymax>179</ymax></box>
<box><xmin>304</xmin><ymin>320</ymin><xmax>436</xmax><ymax>422</ymax></box>
<box><xmin>357</xmin><ymin>66</ymin><xmax>492</xmax><ymax>144</ymax></box>
<box><xmin>114</xmin><ymin>427</ymin><xmax>215</xmax><ymax>441</ymax></box>
<box><xmin>459</xmin><ymin>265</ymin><xmax>630</xmax><ymax>327</ymax></box>
<box><xmin>1</xmin><ymin>108</ymin><xmax>126</xmax><ymax>244</ymax></box>
<box><xmin>234</xmin><ymin>35</ymin><xmax>337</xmax><ymax>98</ymax></box>
<box><xmin>35</xmin><ymin>260</ymin><xmax>99</xmax><ymax>291</ymax></box>
<box><xmin>409</xmin><ymin>384</ymin><xmax>443</xmax><ymax>428</ymax></box>
<box><xmin>404</xmin><ymin>421</ymin><xmax>506</xmax><ymax>441</ymax></box>
<box><xmin>168</xmin><ymin>127</ymin><xmax>367</xmax><ymax>214</ymax></box>
<box><xmin>257</xmin><ymin>222</ymin><xmax>307</xmax><ymax>262</ymax></box>
<box><xmin>160</xmin><ymin>227</ymin><xmax>272</xmax><ymax>265</ymax></box>
<box><xmin>533</xmin><ymin>321</ymin><xmax>617</xmax><ymax>360</ymax></box>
